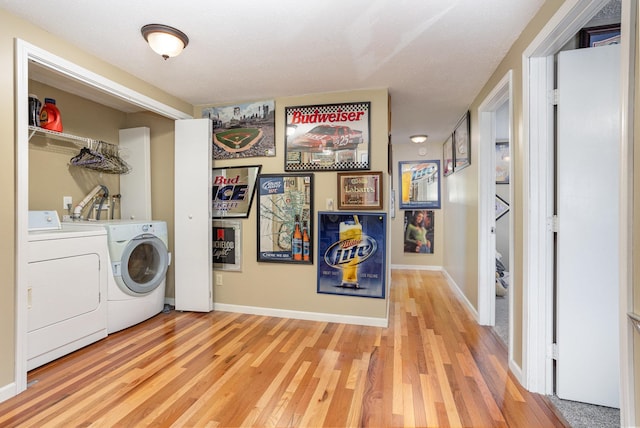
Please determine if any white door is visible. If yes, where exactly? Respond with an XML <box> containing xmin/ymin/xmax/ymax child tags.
<box><xmin>119</xmin><ymin>127</ymin><xmax>151</xmax><ymax>221</ymax></box>
<box><xmin>556</xmin><ymin>44</ymin><xmax>620</xmax><ymax>408</ymax></box>
<box><xmin>174</xmin><ymin>118</ymin><xmax>213</xmax><ymax>312</ymax></box>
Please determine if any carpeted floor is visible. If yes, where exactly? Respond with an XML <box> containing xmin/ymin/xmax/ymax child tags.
<box><xmin>493</xmin><ymin>294</ymin><xmax>621</xmax><ymax>428</ymax></box>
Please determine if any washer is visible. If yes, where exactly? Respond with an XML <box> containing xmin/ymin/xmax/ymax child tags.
<box><xmin>27</xmin><ymin>224</ymin><xmax>108</xmax><ymax>369</ymax></box>
<box><xmin>63</xmin><ymin>220</ymin><xmax>170</xmax><ymax>333</ymax></box>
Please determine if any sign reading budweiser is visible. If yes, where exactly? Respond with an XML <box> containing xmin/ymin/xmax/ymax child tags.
<box><xmin>284</xmin><ymin>102</ymin><xmax>371</xmax><ymax>172</ymax></box>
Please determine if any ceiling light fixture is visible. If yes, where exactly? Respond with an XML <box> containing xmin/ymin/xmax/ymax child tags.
<box><xmin>141</xmin><ymin>24</ymin><xmax>189</xmax><ymax>60</ymax></box>
<box><xmin>410</xmin><ymin>134</ymin><xmax>428</xmax><ymax>144</ymax></box>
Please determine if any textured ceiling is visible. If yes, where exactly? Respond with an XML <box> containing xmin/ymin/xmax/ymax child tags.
<box><xmin>1</xmin><ymin>0</ymin><xmax>546</xmax><ymax>145</ymax></box>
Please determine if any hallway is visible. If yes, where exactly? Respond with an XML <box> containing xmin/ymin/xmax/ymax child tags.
<box><xmin>0</xmin><ymin>270</ymin><xmax>566</xmax><ymax>426</ymax></box>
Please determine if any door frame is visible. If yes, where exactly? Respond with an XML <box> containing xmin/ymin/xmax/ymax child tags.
<box><xmin>477</xmin><ymin>71</ymin><xmax>514</xmax><ymax>361</ymax></box>
<box><xmin>521</xmin><ymin>0</ymin><xmax>634</xmax><ymax>424</ymax></box>
<box><xmin>14</xmin><ymin>39</ymin><xmax>191</xmax><ymax>396</ymax></box>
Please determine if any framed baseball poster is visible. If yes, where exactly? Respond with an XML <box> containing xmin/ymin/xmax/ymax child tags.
<box><xmin>317</xmin><ymin>212</ymin><xmax>386</xmax><ymax>299</ymax></box>
<box><xmin>202</xmin><ymin>100</ymin><xmax>276</xmax><ymax>160</ymax></box>
<box><xmin>284</xmin><ymin>102</ymin><xmax>371</xmax><ymax>171</ymax></box>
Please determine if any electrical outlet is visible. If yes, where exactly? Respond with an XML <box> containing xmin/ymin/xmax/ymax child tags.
<box><xmin>326</xmin><ymin>198</ymin><xmax>334</xmax><ymax>211</ymax></box>
<box><xmin>215</xmin><ymin>274</ymin><xmax>223</xmax><ymax>286</ymax></box>
<box><xmin>63</xmin><ymin>196</ymin><xmax>73</xmax><ymax>209</ymax></box>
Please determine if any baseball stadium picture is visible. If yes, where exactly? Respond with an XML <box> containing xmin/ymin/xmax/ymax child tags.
<box><xmin>202</xmin><ymin>99</ymin><xmax>276</xmax><ymax>160</ymax></box>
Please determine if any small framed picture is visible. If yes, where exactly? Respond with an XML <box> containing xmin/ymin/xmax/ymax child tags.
<box><xmin>453</xmin><ymin>111</ymin><xmax>470</xmax><ymax>172</ymax></box>
<box><xmin>443</xmin><ymin>135</ymin><xmax>454</xmax><ymax>177</ymax></box>
<box><xmin>495</xmin><ymin>140</ymin><xmax>510</xmax><ymax>184</ymax></box>
<box><xmin>495</xmin><ymin>195</ymin><xmax>509</xmax><ymax>220</ymax></box>
<box><xmin>578</xmin><ymin>24</ymin><xmax>621</xmax><ymax>48</ymax></box>
<box><xmin>337</xmin><ymin>171</ymin><xmax>383</xmax><ymax>210</ymax></box>
<box><xmin>212</xmin><ymin>220</ymin><xmax>242</xmax><ymax>271</ymax></box>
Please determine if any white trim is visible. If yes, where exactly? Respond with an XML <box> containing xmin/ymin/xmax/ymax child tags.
<box><xmin>14</xmin><ymin>38</ymin><xmax>192</xmax><ymax>399</ymax></box>
<box><xmin>441</xmin><ymin>269</ymin><xmax>479</xmax><ymax>322</ymax></box>
<box><xmin>522</xmin><ymin>1</ymin><xmax>633</xmax><ymax>423</ymax></box>
<box><xmin>390</xmin><ymin>264</ymin><xmax>442</xmax><ymax>271</ymax></box>
<box><xmin>213</xmin><ymin>303</ymin><xmax>389</xmax><ymax>328</ymax></box>
<box><xmin>477</xmin><ymin>70</ymin><xmax>513</xmax><ymax>328</ymax></box>
<box><xmin>0</xmin><ymin>382</ymin><xmax>17</xmax><ymax>404</ymax></box>
<box><xmin>618</xmin><ymin>0</ymin><xmax>636</xmax><ymax>425</ymax></box>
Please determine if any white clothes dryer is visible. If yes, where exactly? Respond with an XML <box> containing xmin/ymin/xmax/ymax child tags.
<box><xmin>63</xmin><ymin>220</ymin><xmax>170</xmax><ymax>333</ymax></box>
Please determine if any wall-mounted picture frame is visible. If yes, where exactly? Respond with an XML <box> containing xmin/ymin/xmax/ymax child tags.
<box><xmin>495</xmin><ymin>140</ymin><xmax>510</xmax><ymax>184</ymax></box>
<box><xmin>337</xmin><ymin>171</ymin><xmax>383</xmax><ymax>210</ymax></box>
<box><xmin>495</xmin><ymin>194</ymin><xmax>509</xmax><ymax>220</ymax></box>
<box><xmin>202</xmin><ymin>100</ymin><xmax>276</xmax><ymax>159</ymax></box>
<box><xmin>317</xmin><ymin>211</ymin><xmax>386</xmax><ymax>299</ymax></box>
<box><xmin>443</xmin><ymin>134</ymin><xmax>454</xmax><ymax>177</ymax></box>
<box><xmin>453</xmin><ymin>110</ymin><xmax>471</xmax><ymax>171</ymax></box>
<box><xmin>398</xmin><ymin>160</ymin><xmax>441</xmax><ymax>209</ymax></box>
<box><xmin>212</xmin><ymin>165</ymin><xmax>261</xmax><ymax>219</ymax></box>
<box><xmin>579</xmin><ymin>24</ymin><xmax>621</xmax><ymax>48</ymax></box>
<box><xmin>284</xmin><ymin>102</ymin><xmax>370</xmax><ymax>171</ymax></box>
<box><xmin>212</xmin><ymin>220</ymin><xmax>242</xmax><ymax>271</ymax></box>
<box><xmin>403</xmin><ymin>210</ymin><xmax>434</xmax><ymax>254</ymax></box>
<box><xmin>257</xmin><ymin>173</ymin><xmax>314</xmax><ymax>264</ymax></box>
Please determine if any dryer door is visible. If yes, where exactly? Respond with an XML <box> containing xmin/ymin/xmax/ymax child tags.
<box><xmin>120</xmin><ymin>234</ymin><xmax>169</xmax><ymax>294</ymax></box>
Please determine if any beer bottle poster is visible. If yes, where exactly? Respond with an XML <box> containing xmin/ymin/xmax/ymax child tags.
<box><xmin>257</xmin><ymin>173</ymin><xmax>314</xmax><ymax>264</ymax></box>
<box><xmin>317</xmin><ymin>212</ymin><xmax>386</xmax><ymax>299</ymax></box>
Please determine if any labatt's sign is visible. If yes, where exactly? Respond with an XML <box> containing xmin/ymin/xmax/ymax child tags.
<box><xmin>212</xmin><ymin>174</ymin><xmax>248</xmax><ymax>211</ymax></box>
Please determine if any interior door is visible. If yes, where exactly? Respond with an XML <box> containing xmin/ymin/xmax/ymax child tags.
<box><xmin>556</xmin><ymin>44</ymin><xmax>620</xmax><ymax>408</ymax></box>
<box><xmin>174</xmin><ymin>118</ymin><xmax>213</xmax><ymax>312</ymax></box>
<box><xmin>119</xmin><ymin>127</ymin><xmax>151</xmax><ymax>221</ymax></box>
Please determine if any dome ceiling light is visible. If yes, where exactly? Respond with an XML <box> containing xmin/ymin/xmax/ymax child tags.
<box><xmin>141</xmin><ymin>24</ymin><xmax>189</xmax><ymax>60</ymax></box>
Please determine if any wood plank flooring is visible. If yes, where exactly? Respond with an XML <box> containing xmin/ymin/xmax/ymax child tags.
<box><xmin>0</xmin><ymin>270</ymin><xmax>568</xmax><ymax>427</ymax></box>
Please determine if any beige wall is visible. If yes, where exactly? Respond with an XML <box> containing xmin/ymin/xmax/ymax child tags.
<box><xmin>196</xmin><ymin>88</ymin><xmax>389</xmax><ymax>319</ymax></box>
<box><xmin>0</xmin><ymin>9</ymin><xmax>190</xmax><ymax>390</ymax></box>
<box><xmin>390</xmin><ymin>141</ymin><xmax>444</xmax><ymax>267</ymax></box>
<box><xmin>445</xmin><ymin>0</ymin><xmax>565</xmax><ymax>369</ymax></box>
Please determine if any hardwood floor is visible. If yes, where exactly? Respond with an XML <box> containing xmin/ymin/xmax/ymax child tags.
<box><xmin>0</xmin><ymin>270</ymin><xmax>568</xmax><ymax>427</ymax></box>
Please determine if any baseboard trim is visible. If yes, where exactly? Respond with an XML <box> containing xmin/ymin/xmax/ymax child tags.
<box><xmin>212</xmin><ymin>303</ymin><xmax>388</xmax><ymax>328</ymax></box>
<box><xmin>0</xmin><ymin>382</ymin><xmax>17</xmax><ymax>404</ymax></box>
<box><xmin>391</xmin><ymin>264</ymin><xmax>442</xmax><ymax>271</ymax></box>
<box><xmin>440</xmin><ymin>269</ymin><xmax>480</xmax><ymax>323</ymax></box>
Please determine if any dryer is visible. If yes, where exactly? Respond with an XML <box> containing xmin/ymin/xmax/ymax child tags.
<box><xmin>63</xmin><ymin>220</ymin><xmax>170</xmax><ymax>333</ymax></box>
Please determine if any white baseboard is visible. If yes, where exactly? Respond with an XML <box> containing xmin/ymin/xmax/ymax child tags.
<box><xmin>391</xmin><ymin>264</ymin><xmax>442</xmax><ymax>271</ymax></box>
<box><xmin>440</xmin><ymin>269</ymin><xmax>479</xmax><ymax>323</ymax></box>
<box><xmin>164</xmin><ymin>297</ymin><xmax>175</xmax><ymax>306</ymax></box>
<box><xmin>213</xmin><ymin>303</ymin><xmax>388</xmax><ymax>328</ymax></box>
<box><xmin>0</xmin><ymin>382</ymin><xmax>17</xmax><ymax>404</ymax></box>
<box><xmin>509</xmin><ymin>359</ymin><xmax>524</xmax><ymax>386</ymax></box>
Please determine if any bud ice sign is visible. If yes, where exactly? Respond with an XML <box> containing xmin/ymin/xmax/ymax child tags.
<box><xmin>317</xmin><ymin>212</ymin><xmax>386</xmax><ymax>299</ymax></box>
<box><xmin>211</xmin><ymin>165</ymin><xmax>261</xmax><ymax>219</ymax></box>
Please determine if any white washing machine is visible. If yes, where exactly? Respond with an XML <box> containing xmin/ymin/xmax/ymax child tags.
<box><xmin>63</xmin><ymin>220</ymin><xmax>170</xmax><ymax>333</ymax></box>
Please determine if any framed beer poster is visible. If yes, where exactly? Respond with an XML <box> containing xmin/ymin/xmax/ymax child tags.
<box><xmin>284</xmin><ymin>102</ymin><xmax>370</xmax><ymax>172</ymax></box>
<box><xmin>398</xmin><ymin>160</ymin><xmax>441</xmax><ymax>209</ymax></box>
<box><xmin>317</xmin><ymin>212</ymin><xmax>386</xmax><ymax>299</ymax></box>
<box><xmin>212</xmin><ymin>165</ymin><xmax>261</xmax><ymax>218</ymax></box>
<box><xmin>337</xmin><ymin>171</ymin><xmax>383</xmax><ymax>210</ymax></box>
<box><xmin>212</xmin><ymin>220</ymin><xmax>242</xmax><ymax>271</ymax></box>
<box><xmin>257</xmin><ymin>173</ymin><xmax>314</xmax><ymax>264</ymax></box>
